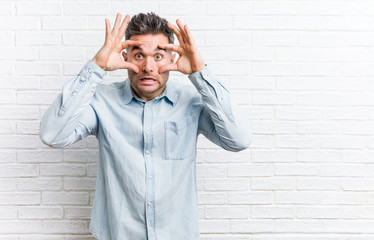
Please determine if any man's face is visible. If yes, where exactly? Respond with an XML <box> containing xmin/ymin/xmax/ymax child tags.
<box><xmin>126</xmin><ymin>33</ymin><xmax>174</xmax><ymax>102</ymax></box>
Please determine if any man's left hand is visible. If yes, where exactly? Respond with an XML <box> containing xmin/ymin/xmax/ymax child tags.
<box><xmin>158</xmin><ymin>19</ymin><xmax>205</xmax><ymax>75</ymax></box>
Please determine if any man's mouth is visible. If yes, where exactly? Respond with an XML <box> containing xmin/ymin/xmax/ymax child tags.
<box><xmin>139</xmin><ymin>77</ymin><xmax>157</xmax><ymax>85</ymax></box>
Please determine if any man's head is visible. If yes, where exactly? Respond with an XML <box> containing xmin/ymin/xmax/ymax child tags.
<box><xmin>125</xmin><ymin>12</ymin><xmax>174</xmax><ymax>44</ymax></box>
<box><xmin>124</xmin><ymin>13</ymin><xmax>175</xmax><ymax>102</ymax></box>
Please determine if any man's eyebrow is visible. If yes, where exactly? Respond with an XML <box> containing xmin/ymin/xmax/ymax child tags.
<box><xmin>130</xmin><ymin>46</ymin><xmax>167</xmax><ymax>52</ymax></box>
<box><xmin>131</xmin><ymin>46</ymin><xmax>142</xmax><ymax>51</ymax></box>
<box><xmin>157</xmin><ymin>47</ymin><xmax>166</xmax><ymax>52</ymax></box>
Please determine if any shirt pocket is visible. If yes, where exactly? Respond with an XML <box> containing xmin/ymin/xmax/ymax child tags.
<box><xmin>164</xmin><ymin>114</ymin><xmax>198</xmax><ymax>160</ymax></box>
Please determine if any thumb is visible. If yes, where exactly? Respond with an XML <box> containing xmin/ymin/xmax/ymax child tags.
<box><xmin>158</xmin><ymin>63</ymin><xmax>178</xmax><ymax>74</ymax></box>
<box><xmin>120</xmin><ymin>62</ymin><xmax>139</xmax><ymax>73</ymax></box>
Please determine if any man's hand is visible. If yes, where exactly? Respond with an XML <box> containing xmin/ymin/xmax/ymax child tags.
<box><xmin>158</xmin><ymin>19</ymin><xmax>205</xmax><ymax>75</ymax></box>
<box><xmin>92</xmin><ymin>13</ymin><xmax>141</xmax><ymax>72</ymax></box>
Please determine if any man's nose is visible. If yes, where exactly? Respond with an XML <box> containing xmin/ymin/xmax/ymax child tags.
<box><xmin>142</xmin><ymin>57</ymin><xmax>155</xmax><ymax>73</ymax></box>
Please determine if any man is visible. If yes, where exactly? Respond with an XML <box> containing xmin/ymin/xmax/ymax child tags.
<box><xmin>40</xmin><ymin>12</ymin><xmax>250</xmax><ymax>240</ymax></box>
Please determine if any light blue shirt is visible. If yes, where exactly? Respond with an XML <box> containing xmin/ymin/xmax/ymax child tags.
<box><xmin>39</xmin><ymin>60</ymin><xmax>250</xmax><ymax>240</ymax></box>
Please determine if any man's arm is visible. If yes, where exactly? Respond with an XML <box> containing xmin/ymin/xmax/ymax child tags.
<box><xmin>159</xmin><ymin>19</ymin><xmax>251</xmax><ymax>151</ymax></box>
<box><xmin>40</xmin><ymin>13</ymin><xmax>140</xmax><ymax>147</ymax></box>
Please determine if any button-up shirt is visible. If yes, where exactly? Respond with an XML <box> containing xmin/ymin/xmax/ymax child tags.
<box><xmin>39</xmin><ymin>60</ymin><xmax>250</xmax><ymax>240</ymax></box>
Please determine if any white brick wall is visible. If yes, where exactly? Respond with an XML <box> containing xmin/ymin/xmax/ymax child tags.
<box><xmin>2</xmin><ymin>0</ymin><xmax>374</xmax><ymax>239</ymax></box>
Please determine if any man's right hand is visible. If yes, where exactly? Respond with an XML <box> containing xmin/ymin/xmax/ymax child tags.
<box><xmin>92</xmin><ymin>13</ymin><xmax>140</xmax><ymax>72</ymax></box>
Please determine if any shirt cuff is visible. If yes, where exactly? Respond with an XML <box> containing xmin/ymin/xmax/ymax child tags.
<box><xmin>78</xmin><ymin>60</ymin><xmax>106</xmax><ymax>84</ymax></box>
<box><xmin>188</xmin><ymin>66</ymin><xmax>213</xmax><ymax>90</ymax></box>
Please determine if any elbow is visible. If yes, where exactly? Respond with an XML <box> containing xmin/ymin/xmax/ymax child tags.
<box><xmin>221</xmin><ymin>129</ymin><xmax>251</xmax><ymax>152</ymax></box>
<box><xmin>39</xmin><ymin>126</ymin><xmax>55</xmax><ymax>148</ymax></box>
<box><xmin>232</xmin><ymin>132</ymin><xmax>251</xmax><ymax>152</ymax></box>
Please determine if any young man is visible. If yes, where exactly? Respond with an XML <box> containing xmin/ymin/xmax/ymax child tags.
<box><xmin>40</xmin><ymin>12</ymin><xmax>250</xmax><ymax>240</ymax></box>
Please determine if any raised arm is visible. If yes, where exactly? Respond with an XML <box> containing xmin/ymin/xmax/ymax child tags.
<box><xmin>40</xmin><ymin>13</ymin><xmax>140</xmax><ymax>147</ymax></box>
<box><xmin>159</xmin><ymin>19</ymin><xmax>251</xmax><ymax>151</ymax></box>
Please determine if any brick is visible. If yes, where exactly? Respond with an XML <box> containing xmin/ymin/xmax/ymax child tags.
<box><xmin>15</xmin><ymin>62</ymin><xmax>60</xmax><ymax>76</ymax></box>
<box><xmin>297</xmin><ymin>178</ymin><xmax>340</xmax><ymax>191</ymax></box>
<box><xmin>275</xmin><ymin>163</ymin><xmax>318</xmax><ymax>176</ymax></box>
<box><xmin>16</xmin><ymin>2</ymin><xmax>61</xmax><ymax>16</ymax></box>
<box><xmin>16</xmin><ymin>121</ymin><xmax>40</xmax><ymax>135</ymax></box>
<box><xmin>205</xmin><ymin>206</ymin><xmax>249</xmax><ymax>219</ymax></box>
<box><xmin>253</xmin><ymin>63</ymin><xmax>298</xmax><ymax>76</ymax></box>
<box><xmin>39</xmin><ymin>47</ymin><xmax>84</xmax><ymax>61</ymax></box>
<box><xmin>17</xmin><ymin>150</ymin><xmax>62</xmax><ymax>163</ymax></box>
<box><xmin>0</xmin><ymin>207</ymin><xmax>17</xmax><ymax>220</ymax></box>
<box><xmin>276</xmin><ymin>192</ymin><xmax>320</xmax><ymax>204</ymax></box>
<box><xmin>196</xmin><ymin>164</ymin><xmax>227</xmax><ymax>178</ymax></box>
<box><xmin>229</xmin><ymin>192</ymin><xmax>274</xmax><ymax>205</ymax></box>
<box><xmin>40</xmin><ymin>164</ymin><xmax>86</xmax><ymax>176</ymax></box>
<box><xmin>19</xmin><ymin>207</ymin><xmax>63</xmax><ymax>219</ymax></box>
<box><xmin>16</xmin><ymin>32</ymin><xmax>61</xmax><ymax>46</ymax></box>
<box><xmin>204</xmin><ymin>179</ymin><xmax>249</xmax><ymax>191</ymax></box>
<box><xmin>17</xmin><ymin>91</ymin><xmax>59</xmax><ymax>105</ymax></box>
<box><xmin>63</xmin><ymin>2</ymin><xmax>109</xmax><ymax>15</ymax></box>
<box><xmin>252</xmin><ymin>177</ymin><xmax>294</xmax><ymax>191</ymax></box>
<box><xmin>228</xmin><ymin>164</ymin><xmax>273</xmax><ymax>177</ymax></box>
<box><xmin>0</xmin><ymin>121</ymin><xmax>16</xmax><ymax>134</ymax></box>
<box><xmin>296</xmin><ymin>207</ymin><xmax>340</xmax><ymax>219</ymax></box>
<box><xmin>160</xmin><ymin>2</ymin><xmax>205</xmax><ymax>15</ymax></box>
<box><xmin>230</xmin><ymin>220</ymin><xmax>274</xmax><ymax>233</ymax></box>
<box><xmin>0</xmin><ymin>179</ymin><xmax>16</xmax><ymax>191</ymax></box>
<box><xmin>207</xmin><ymin>1</ymin><xmax>250</xmax><ymax>15</ymax></box>
<box><xmin>42</xmin><ymin>192</ymin><xmax>89</xmax><ymax>205</ymax></box>
<box><xmin>42</xmin><ymin>17</ymin><xmax>87</xmax><ymax>30</ymax></box>
<box><xmin>199</xmin><ymin>220</ymin><xmax>229</xmax><ymax>234</ymax></box>
<box><xmin>0</xmin><ymin>17</ymin><xmax>40</xmax><ymax>30</ymax></box>
<box><xmin>251</xmin><ymin>150</ymin><xmax>296</xmax><ymax>163</ymax></box>
<box><xmin>185</xmin><ymin>16</ymin><xmax>232</xmax><ymax>30</ymax></box>
<box><xmin>252</xmin><ymin>121</ymin><xmax>296</xmax><ymax>134</ymax></box>
<box><xmin>17</xmin><ymin>178</ymin><xmax>62</xmax><ymax>191</ymax></box>
<box><xmin>0</xmin><ymin>164</ymin><xmax>38</xmax><ymax>177</ymax></box>
<box><xmin>0</xmin><ymin>136</ymin><xmax>40</xmax><ymax>149</ymax></box>
<box><xmin>63</xmin><ymin>150</ymin><xmax>99</xmax><ymax>163</ymax></box>
<box><xmin>253</xmin><ymin>1</ymin><xmax>298</xmax><ymax>15</ymax></box>
<box><xmin>63</xmin><ymin>178</ymin><xmax>96</xmax><ymax>191</ymax></box>
<box><xmin>198</xmin><ymin>193</ymin><xmax>227</xmax><ymax>205</ymax></box>
<box><xmin>0</xmin><ymin>193</ymin><xmax>40</xmax><ymax>205</ymax></box>
<box><xmin>43</xmin><ymin>220</ymin><xmax>88</xmax><ymax>234</ymax></box>
<box><xmin>233</xmin><ymin>16</ymin><xmax>277</xmax><ymax>30</ymax></box>
<box><xmin>251</xmin><ymin>206</ymin><xmax>294</xmax><ymax>219</ymax></box>
<box><xmin>63</xmin><ymin>32</ymin><xmax>103</xmax><ymax>46</ymax></box>
<box><xmin>0</xmin><ymin>221</ymin><xmax>42</xmax><ymax>233</ymax></box>
<box><xmin>64</xmin><ymin>207</ymin><xmax>91</xmax><ymax>219</ymax></box>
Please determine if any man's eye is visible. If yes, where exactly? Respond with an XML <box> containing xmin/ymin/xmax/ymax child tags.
<box><xmin>135</xmin><ymin>53</ymin><xmax>143</xmax><ymax>59</ymax></box>
<box><xmin>154</xmin><ymin>54</ymin><xmax>163</xmax><ymax>60</ymax></box>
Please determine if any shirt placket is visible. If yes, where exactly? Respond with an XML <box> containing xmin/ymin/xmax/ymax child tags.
<box><xmin>143</xmin><ymin>101</ymin><xmax>156</xmax><ymax>239</ymax></box>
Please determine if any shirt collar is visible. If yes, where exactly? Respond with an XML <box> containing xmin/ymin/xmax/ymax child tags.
<box><xmin>122</xmin><ymin>79</ymin><xmax>176</xmax><ymax>105</ymax></box>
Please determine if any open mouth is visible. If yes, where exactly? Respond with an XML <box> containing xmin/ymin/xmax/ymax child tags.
<box><xmin>139</xmin><ymin>77</ymin><xmax>156</xmax><ymax>85</ymax></box>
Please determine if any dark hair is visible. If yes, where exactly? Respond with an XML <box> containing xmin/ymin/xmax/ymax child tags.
<box><xmin>125</xmin><ymin>12</ymin><xmax>174</xmax><ymax>43</ymax></box>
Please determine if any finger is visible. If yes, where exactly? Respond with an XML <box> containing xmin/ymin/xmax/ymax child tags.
<box><xmin>121</xmin><ymin>62</ymin><xmax>139</xmax><ymax>73</ymax></box>
<box><xmin>158</xmin><ymin>43</ymin><xmax>180</xmax><ymax>53</ymax></box>
<box><xmin>184</xmin><ymin>24</ymin><xmax>194</xmax><ymax>45</ymax></box>
<box><xmin>104</xmin><ymin>18</ymin><xmax>111</xmax><ymax>41</ymax></box>
<box><xmin>119</xmin><ymin>14</ymin><xmax>130</xmax><ymax>39</ymax></box>
<box><xmin>121</xmin><ymin>40</ymin><xmax>142</xmax><ymax>50</ymax></box>
<box><xmin>167</xmin><ymin>22</ymin><xmax>184</xmax><ymax>45</ymax></box>
<box><xmin>176</xmin><ymin>19</ymin><xmax>188</xmax><ymax>44</ymax></box>
<box><xmin>113</xmin><ymin>13</ymin><xmax>122</xmax><ymax>32</ymax></box>
<box><xmin>159</xmin><ymin>63</ymin><xmax>178</xmax><ymax>73</ymax></box>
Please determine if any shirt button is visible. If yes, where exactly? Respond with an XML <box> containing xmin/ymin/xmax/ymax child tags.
<box><xmin>72</xmin><ymin>91</ymin><xmax>77</xmax><ymax>96</ymax></box>
<box><xmin>88</xmin><ymin>68</ymin><xmax>92</xmax><ymax>73</ymax></box>
<box><xmin>146</xmin><ymin>150</ymin><xmax>150</xmax><ymax>155</ymax></box>
<box><xmin>148</xmin><ymin>226</ymin><xmax>153</xmax><ymax>230</ymax></box>
<box><xmin>148</xmin><ymin>201</ymin><xmax>152</xmax><ymax>206</ymax></box>
<box><xmin>146</xmin><ymin>127</ymin><xmax>150</xmax><ymax>131</ymax></box>
<box><xmin>149</xmin><ymin>175</ymin><xmax>152</xmax><ymax>179</ymax></box>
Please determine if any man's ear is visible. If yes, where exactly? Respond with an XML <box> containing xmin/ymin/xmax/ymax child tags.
<box><xmin>122</xmin><ymin>51</ymin><xmax>128</xmax><ymax>61</ymax></box>
<box><xmin>171</xmin><ymin>53</ymin><xmax>176</xmax><ymax>63</ymax></box>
